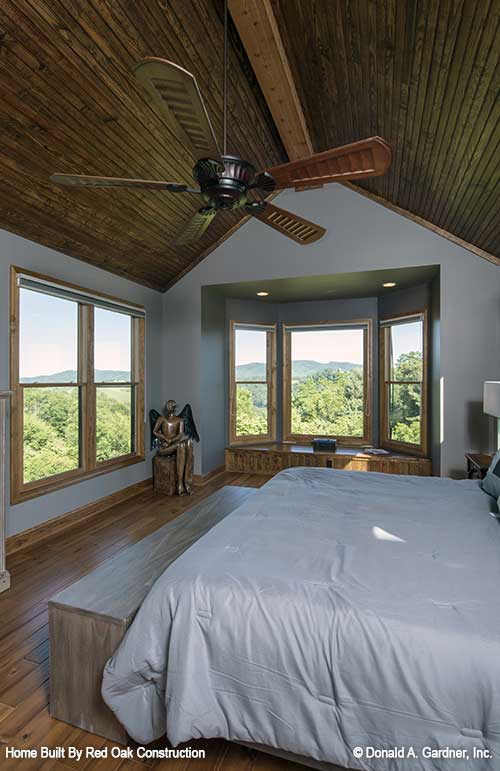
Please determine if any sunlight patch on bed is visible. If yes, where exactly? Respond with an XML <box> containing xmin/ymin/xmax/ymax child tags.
<box><xmin>372</xmin><ymin>526</ymin><xmax>406</xmax><ymax>542</ymax></box>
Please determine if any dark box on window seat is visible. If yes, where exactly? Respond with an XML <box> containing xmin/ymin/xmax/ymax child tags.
<box><xmin>312</xmin><ymin>438</ymin><xmax>337</xmax><ymax>453</ymax></box>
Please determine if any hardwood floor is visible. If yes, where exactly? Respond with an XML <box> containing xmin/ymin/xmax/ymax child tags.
<box><xmin>0</xmin><ymin>472</ymin><xmax>307</xmax><ymax>771</ymax></box>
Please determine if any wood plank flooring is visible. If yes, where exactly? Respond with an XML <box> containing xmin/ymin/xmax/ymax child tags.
<box><xmin>0</xmin><ymin>472</ymin><xmax>307</xmax><ymax>771</ymax></box>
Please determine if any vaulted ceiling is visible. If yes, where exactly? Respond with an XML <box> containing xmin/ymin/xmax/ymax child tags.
<box><xmin>271</xmin><ymin>0</ymin><xmax>500</xmax><ymax>263</ymax></box>
<box><xmin>0</xmin><ymin>0</ymin><xmax>498</xmax><ymax>291</ymax></box>
<box><xmin>0</xmin><ymin>0</ymin><xmax>285</xmax><ymax>290</ymax></box>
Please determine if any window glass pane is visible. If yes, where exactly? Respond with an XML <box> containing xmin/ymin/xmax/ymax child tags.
<box><xmin>94</xmin><ymin>309</ymin><xmax>131</xmax><ymax>382</ymax></box>
<box><xmin>290</xmin><ymin>328</ymin><xmax>364</xmax><ymax>436</ymax></box>
<box><xmin>23</xmin><ymin>387</ymin><xmax>80</xmax><ymax>483</ymax></box>
<box><xmin>389</xmin><ymin>320</ymin><xmax>423</xmax><ymax>381</ymax></box>
<box><xmin>235</xmin><ymin>328</ymin><xmax>267</xmax><ymax>381</ymax></box>
<box><xmin>388</xmin><ymin>383</ymin><xmax>421</xmax><ymax>445</ymax></box>
<box><xmin>96</xmin><ymin>386</ymin><xmax>133</xmax><ymax>462</ymax></box>
<box><xmin>20</xmin><ymin>290</ymin><xmax>78</xmax><ymax>382</ymax></box>
<box><xmin>236</xmin><ymin>383</ymin><xmax>268</xmax><ymax>436</ymax></box>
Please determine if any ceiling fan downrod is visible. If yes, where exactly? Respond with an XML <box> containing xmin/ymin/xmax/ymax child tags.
<box><xmin>223</xmin><ymin>0</ymin><xmax>228</xmax><ymax>155</ymax></box>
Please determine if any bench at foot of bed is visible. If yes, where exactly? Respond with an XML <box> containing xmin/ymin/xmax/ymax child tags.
<box><xmin>48</xmin><ymin>485</ymin><xmax>256</xmax><ymax>744</ymax></box>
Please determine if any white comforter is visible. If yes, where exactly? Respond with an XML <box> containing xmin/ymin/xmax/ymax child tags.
<box><xmin>102</xmin><ymin>468</ymin><xmax>500</xmax><ymax>770</ymax></box>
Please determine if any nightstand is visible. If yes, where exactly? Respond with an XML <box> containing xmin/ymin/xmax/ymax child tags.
<box><xmin>465</xmin><ymin>452</ymin><xmax>493</xmax><ymax>480</ymax></box>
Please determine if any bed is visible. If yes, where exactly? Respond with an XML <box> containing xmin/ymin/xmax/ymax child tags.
<box><xmin>102</xmin><ymin>467</ymin><xmax>500</xmax><ymax>770</ymax></box>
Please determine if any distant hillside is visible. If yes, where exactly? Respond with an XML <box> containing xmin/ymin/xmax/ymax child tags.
<box><xmin>236</xmin><ymin>360</ymin><xmax>361</xmax><ymax>380</ymax></box>
<box><xmin>21</xmin><ymin>369</ymin><xmax>130</xmax><ymax>383</ymax></box>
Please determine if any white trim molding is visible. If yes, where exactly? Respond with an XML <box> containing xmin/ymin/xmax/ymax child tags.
<box><xmin>0</xmin><ymin>390</ymin><xmax>12</xmax><ymax>592</ymax></box>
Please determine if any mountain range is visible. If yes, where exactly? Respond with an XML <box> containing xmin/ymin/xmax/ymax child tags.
<box><xmin>22</xmin><ymin>362</ymin><xmax>361</xmax><ymax>384</ymax></box>
<box><xmin>20</xmin><ymin>370</ymin><xmax>130</xmax><ymax>383</ymax></box>
<box><xmin>236</xmin><ymin>360</ymin><xmax>361</xmax><ymax>380</ymax></box>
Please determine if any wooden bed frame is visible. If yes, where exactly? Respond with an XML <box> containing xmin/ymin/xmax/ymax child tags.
<box><xmin>48</xmin><ymin>484</ymin><xmax>350</xmax><ymax>771</ymax></box>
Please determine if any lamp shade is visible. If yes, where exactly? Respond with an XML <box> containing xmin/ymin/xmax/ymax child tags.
<box><xmin>483</xmin><ymin>381</ymin><xmax>500</xmax><ymax>417</ymax></box>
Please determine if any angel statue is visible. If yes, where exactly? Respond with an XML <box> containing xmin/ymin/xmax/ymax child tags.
<box><xmin>149</xmin><ymin>401</ymin><xmax>199</xmax><ymax>496</ymax></box>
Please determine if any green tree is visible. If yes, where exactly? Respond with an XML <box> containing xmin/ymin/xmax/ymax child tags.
<box><xmin>236</xmin><ymin>387</ymin><xmax>267</xmax><ymax>435</ymax></box>
<box><xmin>291</xmin><ymin>368</ymin><xmax>364</xmax><ymax>436</ymax></box>
<box><xmin>23</xmin><ymin>392</ymin><xmax>79</xmax><ymax>483</ymax></box>
<box><xmin>389</xmin><ymin>351</ymin><xmax>422</xmax><ymax>444</ymax></box>
<box><xmin>96</xmin><ymin>389</ymin><xmax>132</xmax><ymax>462</ymax></box>
<box><xmin>23</xmin><ymin>386</ymin><xmax>132</xmax><ymax>482</ymax></box>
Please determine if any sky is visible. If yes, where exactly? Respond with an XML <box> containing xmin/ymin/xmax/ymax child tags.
<box><xmin>235</xmin><ymin>322</ymin><xmax>422</xmax><ymax>366</ymax></box>
<box><xmin>19</xmin><ymin>290</ymin><xmax>131</xmax><ymax>378</ymax></box>
<box><xmin>20</xmin><ymin>289</ymin><xmax>422</xmax><ymax>377</ymax></box>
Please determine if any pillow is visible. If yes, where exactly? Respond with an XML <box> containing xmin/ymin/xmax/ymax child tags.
<box><xmin>481</xmin><ymin>449</ymin><xmax>500</xmax><ymax>498</ymax></box>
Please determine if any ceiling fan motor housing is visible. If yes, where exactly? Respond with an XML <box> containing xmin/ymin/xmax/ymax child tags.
<box><xmin>195</xmin><ymin>155</ymin><xmax>260</xmax><ymax>210</ymax></box>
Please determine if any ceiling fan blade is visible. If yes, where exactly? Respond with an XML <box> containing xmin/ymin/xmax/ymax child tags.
<box><xmin>133</xmin><ymin>58</ymin><xmax>222</xmax><ymax>164</ymax></box>
<box><xmin>264</xmin><ymin>137</ymin><xmax>391</xmax><ymax>189</ymax></box>
<box><xmin>247</xmin><ymin>202</ymin><xmax>325</xmax><ymax>245</ymax></box>
<box><xmin>50</xmin><ymin>174</ymin><xmax>199</xmax><ymax>192</ymax></box>
<box><xmin>175</xmin><ymin>207</ymin><xmax>218</xmax><ymax>246</ymax></box>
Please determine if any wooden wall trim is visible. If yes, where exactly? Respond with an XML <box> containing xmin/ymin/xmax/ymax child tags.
<box><xmin>192</xmin><ymin>464</ymin><xmax>226</xmax><ymax>486</ymax></box>
<box><xmin>343</xmin><ymin>182</ymin><xmax>500</xmax><ymax>267</ymax></box>
<box><xmin>228</xmin><ymin>0</ymin><xmax>312</xmax><ymax>162</ymax></box>
<box><xmin>6</xmin><ymin>477</ymin><xmax>152</xmax><ymax>557</ymax></box>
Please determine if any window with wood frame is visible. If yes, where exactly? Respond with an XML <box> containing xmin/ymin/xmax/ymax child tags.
<box><xmin>10</xmin><ymin>267</ymin><xmax>145</xmax><ymax>503</ymax></box>
<box><xmin>229</xmin><ymin>321</ymin><xmax>277</xmax><ymax>444</ymax></box>
<box><xmin>282</xmin><ymin>320</ymin><xmax>372</xmax><ymax>444</ymax></box>
<box><xmin>380</xmin><ymin>311</ymin><xmax>428</xmax><ymax>455</ymax></box>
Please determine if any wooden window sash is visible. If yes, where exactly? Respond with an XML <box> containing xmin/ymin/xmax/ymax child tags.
<box><xmin>10</xmin><ymin>267</ymin><xmax>146</xmax><ymax>504</ymax></box>
<box><xmin>282</xmin><ymin>319</ymin><xmax>373</xmax><ymax>445</ymax></box>
<box><xmin>229</xmin><ymin>320</ymin><xmax>277</xmax><ymax>445</ymax></box>
<box><xmin>379</xmin><ymin>310</ymin><xmax>429</xmax><ymax>457</ymax></box>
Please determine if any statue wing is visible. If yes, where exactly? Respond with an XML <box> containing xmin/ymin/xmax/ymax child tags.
<box><xmin>149</xmin><ymin>409</ymin><xmax>162</xmax><ymax>450</ymax></box>
<box><xmin>178</xmin><ymin>403</ymin><xmax>200</xmax><ymax>442</ymax></box>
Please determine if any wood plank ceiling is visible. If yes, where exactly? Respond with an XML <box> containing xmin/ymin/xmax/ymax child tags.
<box><xmin>0</xmin><ymin>1</ymin><xmax>498</xmax><ymax>291</ymax></box>
<box><xmin>272</xmin><ymin>0</ymin><xmax>500</xmax><ymax>263</ymax></box>
<box><xmin>0</xmin><ymin>0</ymin><xmax>285</xmax><ymax>290</ymax></box>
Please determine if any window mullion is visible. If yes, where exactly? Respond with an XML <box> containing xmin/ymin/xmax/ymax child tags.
<box><xmin>80</xmin><ymin>304</ymin><xmax>96</xmax><ymax>472</ymax></box>
<box><xmin>132</xmin><ymin>317</ymin><xmax>145</xmax><ymax>457</ymax></box>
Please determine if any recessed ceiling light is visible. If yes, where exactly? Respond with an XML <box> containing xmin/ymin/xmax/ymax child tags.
<box><xmin>382</xmin><ymin>282</ymin><xmax>397</xmax><ymax>288</ymax></box>
<box><xmin>256</xmin><ymin>291</ymin><xmax>269</xmax><ymax>297</ymax></box>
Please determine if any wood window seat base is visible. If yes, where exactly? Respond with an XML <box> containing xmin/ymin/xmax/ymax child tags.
<box><xmin>225</xmin><ymin>443</ymin><xmax>432</xmax><ymax>476</ymax></box>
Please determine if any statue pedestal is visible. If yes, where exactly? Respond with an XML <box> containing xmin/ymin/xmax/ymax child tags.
<box><xmin>153</xmin><ymin>454</ymin><xmax>177</xmax><ymax>496</ymax></box>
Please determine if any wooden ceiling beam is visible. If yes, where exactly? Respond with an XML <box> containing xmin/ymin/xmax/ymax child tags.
<box><xmin>228</xmin><ymin>0</ymin><xmax>313</xmax><ymax>161</ymax></box>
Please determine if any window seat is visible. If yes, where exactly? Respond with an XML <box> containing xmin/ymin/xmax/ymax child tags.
<box><xmin>225</xmin><ymin>442</ymin><xmax>432</xmax><ymax>476</ymax></box>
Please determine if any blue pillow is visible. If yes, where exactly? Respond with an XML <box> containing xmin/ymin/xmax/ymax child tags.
<box><xmin>482</xmin><ymin>450</ymin><xmax>500</xmax><ymax>498</ymax></box>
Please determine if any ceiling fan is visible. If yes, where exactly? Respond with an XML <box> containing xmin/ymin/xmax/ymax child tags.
<box><xmin>50</xmin><ymin>4</ymin><xmax>391</xmax><ymax>248</ymax></box>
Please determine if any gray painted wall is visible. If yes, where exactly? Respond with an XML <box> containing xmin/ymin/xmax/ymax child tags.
<box><xmin>163</xmin><ymin>184</ymin><xmax>500</xmax><ymax>478</ymax></box>
<box><xmin>200</xmin><ymin>288</ymin><xmax>227</xmax><ymax>473</ymax></box>
<box><xmin>0</xmin><ymin>229</ymin><xmax>163</xmax><ymax>537</ymax></box>
<box><xmin>378</xmin><ymin>283</ymin><xmax>430</xmax><ymax>318</ymax></box>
